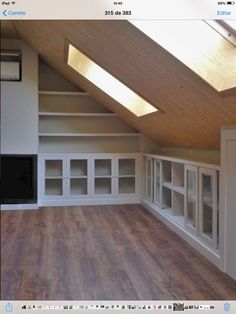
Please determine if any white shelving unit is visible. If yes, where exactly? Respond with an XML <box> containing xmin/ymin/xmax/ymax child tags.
<box><xmin>94</xmin><ymin>158</ymin><xmax>112</xmax><ymax>195</ymax></box>
<box><xmin>162</xmin><ymin>160</ymin><xmax>172</xmax><ymax>186</ymax></box>
<box><xmin>39</xmin><ymin>112</ymin><xmax>117</xmax><ymax>117</ymax></box>
<box><xmin>172</xmin><ymin>191</ymin><xmax>185</xmax><ymax>227</ymax></box>
<box><xmin>185</xmin><ymin>165</ymin><xmax>198</xmax><ymax>235</ymax></box>
<box><xmin>162</xmin><ymin>186</ymin><xmax>172</xmax><ymax>209</ymax></box>
<box><xmin>155</xmin><ymin>158</ymin><xmax>186</xmax><ymax>226</ymax></box>
<box><xmin>38</xmin><ymin>61</ymin><xmax>142</xmax><ymax>204</ymax></box>
<box><xmin>153</xmin><ymin>159</ymin><xmax>162</xmax><ymax>207</ymax></box>
<box><xmin>69</xmin><ymin>159</ymin><xmax>88</xmax><ymax>196</ymax></box>
<box><xmin>38</xmin><ymin>90</ymin><xmax>141</xmax><ymax>153</ymax></box>
<box><xmin>199</xmin><ymin>167</ymin><xmax>218</xmax><ymax>249</ymax></box>
<box><xmin>39</xmin><ymin>91</ymin><xmax>89</xmax><ymax>96</ymax></box>
<box><xmin>39</xmin><ymin>153</ymin><xmax>141</xmax><ymax>205</ymax></box>
<box><xmin>143</xmin><ymin>154</ymin><xmax>220</xmax><ymax>267</ymax></box>
<box><xmin>118</xmin><ymin>158</ymin><xmax>136</xmax><ymax>194</ymax></box>
<box><xmin>39</xmin><ymin>133</ymin><xmax>140</xmax><ymax>137</ymax></box>
<box><xmin>43</xmin><ymin>156</ymin><xmax>66</xmax><ymax>198</ymax></box>
<box><xmin>145</xmin><ymin>157</ymin><xmax>153</xmax><ymax>202</ymax></box>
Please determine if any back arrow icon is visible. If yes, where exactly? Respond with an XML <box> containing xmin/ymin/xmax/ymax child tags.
<box><xmin>3</xmin><ymin>10</ymin><xmax>8</xmax><ymax>16</ymax></box>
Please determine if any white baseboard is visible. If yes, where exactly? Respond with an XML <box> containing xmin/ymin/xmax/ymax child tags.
<box><xmin>38</xmin><ymin>197</ymin><xmax>141</xmax><ymax>207</ymax></box>
<box><xmin>1</xmin><ymin>204</ymin><xmax>39</xmax><ymax>211</ymax></box>
<box><xmin>142</xmin><ymin>199</ymin><xmax>222</xmax><ymax>270</ymax></box>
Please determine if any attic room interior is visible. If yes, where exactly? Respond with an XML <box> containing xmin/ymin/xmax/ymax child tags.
<box><xmin>1</xmin><ymin>20</ymin><xmax>236</xmax><ymax>301</ymax></box>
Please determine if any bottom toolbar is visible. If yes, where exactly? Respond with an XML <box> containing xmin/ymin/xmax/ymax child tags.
<box><xmin>1</xmin><ymin>301</ymin><xmax>235</xmax><ymax>314</ymax></box>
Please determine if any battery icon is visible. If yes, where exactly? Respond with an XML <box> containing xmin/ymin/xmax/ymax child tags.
<box><xmin>227</xmin><ymin>1</ymin><xmax>235</xmax><ymax>4</ymax></box>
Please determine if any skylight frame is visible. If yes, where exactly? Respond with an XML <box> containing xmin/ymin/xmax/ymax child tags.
<box><xmin>221</xmin><ymin>20</ymin><xmax>236</xmax><ymax>33</ymax></box>
<box><xmin>205</xmin><ymin>20</ymin><xmax>236</xmax><ymax>47</ymax></box>
<box><xmin>66</xmin><ymin>41</ymin><xmax>159</xmax><ymax>118</ymax></box>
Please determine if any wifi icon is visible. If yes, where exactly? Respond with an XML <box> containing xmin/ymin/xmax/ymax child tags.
<box><xmin>11</xmin><ymin>1</ymin><xmax>16</xmax><ymax>4</ymax></box>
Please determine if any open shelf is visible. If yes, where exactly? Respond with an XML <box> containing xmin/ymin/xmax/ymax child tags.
<box><xmin>172</xmin><ymin>190</ymin><xmax>184</xmax><ymax>217</ymax></box>
<box><xmin>161</xmin><ymin>207</ymin><xmax>173</xmax><ymax>218</ymax></box>
<box><xmin>39</xmin><ymin>112</ymin><xmax>117</xmax><ymax>117</ymax></box>
<box><xmin>39</xmin><ymin>136</ymin><xmax>140</xmax><ymax>154</ymax></box>
<box><xmin>38</xmin><ymin>74</ymin><xmax>141</xmax><ymax>153</ymax></box>
<box><xmin>39</xmin><ymin>93</ymin><xmax>113</xmax><ymax>114</ymax></box>
<box><xmin>172</xmin><ymin>162</ymin><xmax>185</xmax><ymax>188</ymax></box>
<box><xmin>162</xmin><ymin>181</ymin><xmax>172</xmax><ymax>190</ymax></box>
<box><xmin>162</xmin><ymin>186</ymin><xmax>172</xmax><ymax>209</ymax></box>
<box><xmin>161</xmin><ymin>190</ymin><xmax>185</xmax><ymax>227</ymax></box>
<box><xmin>162</xmin><ymin>160</ymin><xmax>172</xmax><ymax>185</ymax></box>
<box><xmin>172</xmin><ymin>185</ymin><xmax>185</xmax><ymax>195</ymax></box>
<box><xmin>172</xmin><ymin>215</ymin><xmax>185</xmax><ymax>227</ymax></box>
<box><xmin>39</xmin><ymin>115</ymin><xmax>136</xmax><ymax>134</ymax></box>
<box><xmin>39</xmin><ymin>91</ymin><xmax>89</xmax><ymax>96</ymax></box>
<box><xmin>39</xmin><ymin>133</ymin><xmax>140</xmax><ymax>137</ymax></box>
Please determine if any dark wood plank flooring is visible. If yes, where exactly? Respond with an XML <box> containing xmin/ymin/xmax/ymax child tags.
<box><xmin>1</xmin><ymin>204</ymin><xmax>236</xmax><ymax>300</ymax></box>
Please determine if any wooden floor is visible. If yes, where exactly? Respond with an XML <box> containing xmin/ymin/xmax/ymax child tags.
<box><xmin>1</xmin><ymin>204</ymin><xmax>236</xmax><ymax>300</ymax></box>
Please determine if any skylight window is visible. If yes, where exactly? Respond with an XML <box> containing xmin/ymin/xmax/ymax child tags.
<box><xmin>67</xmin><ymin>43</ymin><xmax>158</xmax><ymax>117</ymax></box>
<box><xmin>130</xmin><ymin>20</ymin><xmax>236</xmax><ymax>93</ymax></box>
<box><xmin>205</xmin><ymin>20</ymin><xmax>236</xmax><ymax>47</ymax></box>
<box><xmin>223</xmin><ymin>20</ymin><xmax>236</xmax><ymax>32</ymax></box>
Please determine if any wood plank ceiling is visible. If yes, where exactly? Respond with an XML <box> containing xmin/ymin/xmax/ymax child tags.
<box><xmin>1</xmin><ymin>21</ymin><xmax>18</xmax><ymax>38</ymax></box>
<box><xmin>1</xmin><ymin>20</ymin><xmax>236</xmax><ymax>149</ymax></box>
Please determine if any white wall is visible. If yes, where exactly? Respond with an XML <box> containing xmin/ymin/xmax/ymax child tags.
<box><xmin>1</xmin><ymin>39</ymin><xmax>38</xmax><ymax>154</ymax></box>
<box><xmin>221</xmin><ymin>126</ymin><xmax>236</xmax><ymax>280</ymax></box>
<box><xmin>140</xmin><ymin>135</ymin><xmax>161</xmax><ymax>153</ymax></box>
<box><xmin>160</xmin><ymin>146</ymin><xmax>220</xmax><ymax>164</ymax></box>
<box><xmin>39</xmin><ymin>59</ymin><xmax>81</xmax><ymax>92</ymax></box>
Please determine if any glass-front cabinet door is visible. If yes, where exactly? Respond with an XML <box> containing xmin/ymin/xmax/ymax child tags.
<box><xmin>184</xmin><ymin>165</ymin><xmax>198</xmax><ymax>235</ymax></box>
<box><xmin>153</xmin><ymin>159</ymin><xmax>162</xmax><ymax>206</ymax></box>
<box><xmin>199</xmin><ymin>167</ymin><xmax>218</xmax><ymax>248</ymax></box>
<box><xmin>93</xmin><ymin>158</ymin><xmax>113</xmax><ymax>196</ymax></box>
<box><xmin>68</xmin><ymin>157</ymin><xmax>89</xmax><ymax>198</ymax></box>
<box><xmin>117</xmin><ymin>158</ymin><xmax>136</xmax><ymax>195</ymax></box>
<box><xmin>43</xmin><ymin>156</ymin><xmax>67</xmax><ymax>199</ymax></box>
<box><xmin>145</xmin><ymin>157</ymin><xmax>153</xmax><ymax>202</ymax></box>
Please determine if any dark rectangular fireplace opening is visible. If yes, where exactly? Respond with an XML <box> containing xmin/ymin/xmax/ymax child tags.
<box><xmin>0</xmin><ymin>155</ymin><xmax>37</xmax><ymax>204</ymax></box>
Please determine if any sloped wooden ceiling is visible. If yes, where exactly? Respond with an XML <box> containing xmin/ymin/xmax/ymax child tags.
<box><xmin>1</xmin><ymin>21</ymin><xmax>18</xmax><ymax>38</ymax></box>
<box><xmin>2</xmin><ymin>20</ymin><xmax>236</xmax><ymax>149</ymax></box>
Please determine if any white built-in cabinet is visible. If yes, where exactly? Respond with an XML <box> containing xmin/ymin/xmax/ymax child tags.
<box><xmin>40</xmin><ymin>155</ymin><xmax>89</xmax><ymax>199</ymax></box>
<box><xmin>39</xmin><ymin>154</ymin><xmax>140</xmax><ymax>205</ymax></box>
<box><xmin>145</xmin><ymin>157</ymin><xmax>153</xmax><ymax>202</ymax></box>
<box><xmin>42</xmin><ymin>156</ymin><xmax>67</xmax><ymax>198</ymax></box>
<box><xmin>143</xmin><ymin>155</ymin><xmax>220</xmax><ymax>254</ymax></box>
<box><xmin>153</xmin><ymin>159</ymin><xmax>162</xmax><ymax>207</ymax></box>
<box><xmin>93</xmin><ymin>156</ymin><xmax>138</xmax><ymax>196</ymax></box>
<box><xmin>69</xmin><ymin>157</ymin><xmax>89</xmax><ymax>197</ymax></box>
<box><xmin>185</xmin><ymin>165</ymin><xmax>198</xmax><ymax>235</ymax></box>
<box><xmin>199</xmin><ymin>167</ymin><xmax>218</xmax><ymax>249</ymax></box>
